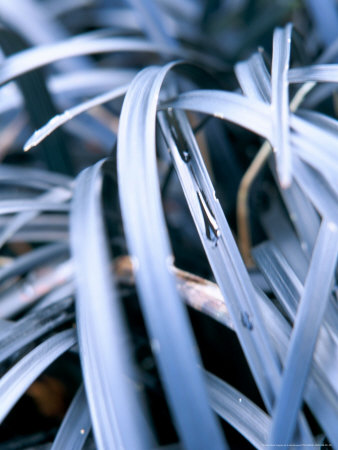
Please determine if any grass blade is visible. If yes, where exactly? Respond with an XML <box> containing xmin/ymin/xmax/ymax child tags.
<box><xmin>0</xmin><ymin>329</ymin><xmax>76</xmax><ymax>423</ymax></box>
<box><xmin>206</xmin><ymin>371</ymin><xmax>269</xmax><ymax>450</ymax></box>
<box><xmin>268</xmin><ymin>219</ymin><xmax>338</xmax><ymax>447</ymax></box>
<box><xmin>51</xmin><ymin>384</ymin><xmax>91</xmax><ymax>450</ymax></box>
<box><xmin>0</xmin><ymin>298</ymin><xmax>73</xmax><ymax>363</ymax></box>
<box><xmin>117</xmin><ymin>64</ymin><xmax>227</xmax><ymax>449</ymax></box>
<box><xmin>271</xmin><ymin>24</ymin><xmax>292</xmax><ymax>188</ymax></box>
<box><xmin>70</xmin><ymin>159</ymin><xmax>153</xmax><ymax>449</ymax></box>
<box><xmin>24</xmin><ymin>85</ymin><xmax>128</xmax><ymax>151</ymax></box>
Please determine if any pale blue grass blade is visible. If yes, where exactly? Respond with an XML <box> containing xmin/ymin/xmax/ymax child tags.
<box><xmin>51</xmin><ymin>384</ymin><xmax>91</xmax><ymax>450</ymax></box>
<box><xmin>289</xmin><ymin>64</ymin><xmax>338</xmax><ymax>83</ymax></box>
<box><xmin>165</xmin><ymin>90</ymin><xmax>273</xmax><ymax>140</ymax></box>
<box><xmin>235</xmin><ymin>52</ymin><xmax>271</xmax><ymax>102</ymax></box>
<box><xmin>0</xmin><ymin>200</ymin><xmax>70</xmax><ymax>215</ymax></box>
<box><xmin>70</xmin><ymin>159</ymin><xmax>153</xmax><ymax>450</ymax></box>
<box><xmin>205</xmin><ymin>371</ymin><xmax>270</xmax><ymax>450</ymax></box>
<box><xmin>269</xmin><ymin>163</ymin><xmax>320</xmax><ymax>258</ymax></box>
<box><xmin>0</xmin><ymin>0</ymin><xmax>91</xmax><ymax>71</ymax></box>
<box><xmin>256</xmin><ymin>287</ymin><xmax>338</xmax><ymax>447</ymax></box>
<box><xmin>253</xmin><ymin>242</ymin><xmax>338</xmax><ymax>335</ymax></box>
<box><xmin>291</xmin><ymin>116</ymin><xmax>338</xmax><ymax>191</ymax></box>
<box><xmin>78</xmin><ymin>6</ymin><xmax>198</xmax><ymax>44</ymax></box>
<box><xmin>259</xmin><ymin>190</ymin><xmax>309</xmax><ymax>281</ymax></box>
<box><xmin>117</xmin><ymin>64</ymin><xmax>227</xmax><ymax>450</ymax></box>
<box><xmin>234</xmin><ymin>51</ymin><xmax>321</xmax><ymax>257</ymax></box>
<box><xmin>0</xmin><ymin>69</ymin><xmax>136</xmax><ymax>115</ymax></box>
<box><xmin>270</xmin><ymin>24</ymin><xmax>292</xmax><ymax>188</ymax></box>
<box><xmin>24</xmin><ymin>84</ymin><xmax>128</xmax><ymax>151</ymax></box>
<box><xmin>292</xmin><ymin>135</ymin><xmax>338</xmax><ymax>197</ymax></box>
<box><xmin>49</xmin><ymin>68</ymin><xmax>136</xmax><ymax>97</ymax></box>
<box><xmin>0</xmin><ymin>186</ymin><xmax>72</xmax><ymax>249</ymax></box>
<box><xmin>293</xmin><ymin>158</ymin><xmax>338</xmax><ymax>222</ymax></box>
<box><xmin>0</xmin><ymin>36</ymin><xmax>225</xmax><ymax>88</ymax></box>
<box><xmin>0</xmin><ymin>37</ymin><xmax>178</xmax><ymax>86</ymax></box>
<box><xmin>0</xmin><ymin>329</ymin><xmax>76</xmax><ymax>423</ymax></box>
<box><xmin>296</xmin><ymin>109</ymin><xmax>338</xmax><ymax>173</ymax></box>
<box><xmin>253</xmin><ymin>242</ymin><xmax>301</xmax><ymax>319</ymax></box>
<box><xmin>159</xmin><ymin>110</ymin><xmax>282</xmax><ymax>412</ymax></box>
<box><xmin>0</xmin><ymin>164</ymin><xmax>72</xmax><ymax>188</ymax></box>
<box><xmin>268</xmin><ymin>219</ymin><xmax>338</xmax><ymax>447</ymax></box>
<box><xmin>0</xmin><ymin>298</ymin><xmax>73</xmax><ymax>363</ymax></box>
<box><xmin>0</xmin><ymin>0</ymin><xmax>69</xmax><ymax>45</ymax></box>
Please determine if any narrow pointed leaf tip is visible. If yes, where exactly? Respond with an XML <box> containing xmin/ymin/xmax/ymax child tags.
<box><xmin>24</xmin><ymin>84</ymin><xmax>129</xmax><ymax>151</ymax></box>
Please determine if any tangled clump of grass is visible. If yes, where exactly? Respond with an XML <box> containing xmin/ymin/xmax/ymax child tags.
<box><xmin>0</xmin><ymin>1</ymin><xmax>337</xmax><ymax>449</ymax></box>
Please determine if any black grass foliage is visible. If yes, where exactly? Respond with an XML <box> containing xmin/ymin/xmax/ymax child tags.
<box><xmin>0</xmin><ymin>1</ymin><xmax>337</xmax><ymax>449</ymax></box>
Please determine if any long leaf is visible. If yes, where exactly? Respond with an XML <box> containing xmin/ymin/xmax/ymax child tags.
<box><xmin>270</xmin><ymin>24</ymin><xmax>292</xmax><ymax>187</ymax></box>
<box><xmin>0</xmin><ymin>329</ymin><xmax>76</xmax><ymax>423</ymax></box>
<box><xmin>268</xmin><ymin>219</ymin><xmax>338</xmax><ymax>447</ymax></box>
<box><xmin>51</xmin><ymin>384</ymin><xmax>91</xmax><ymax>450</ymax></box>
<box><xmin>117</xmin><ymin>63</ymin><xmax>227</xmax><ymax>450</ymax></box>
<box><xmin>70</xmin><ymin>159</ymin><xmax>153</xmax><ymax>450</ymax></box>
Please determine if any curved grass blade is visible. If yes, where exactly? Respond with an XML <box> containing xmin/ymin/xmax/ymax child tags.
<box><xmin>164</xmin><ymin>90</ymin><xmax>272</xmax><ymax>140</ymax></box>
<box><xmin>260</xmin><ymin>195</ymin><xmax>309</xmax><ymax>281</ymax></box>
<box><xmin>159</xmin><ymin>110</ymin><xmax>282</xmax><ymax>412</ymax></box>
<box><xmin>51</xmin><ymin>384</ymin><xmax>91</xmax><ymax>450</ymax></box>
<box><xmin>0</xmin><ymin>186</ymin><xmax>71</xmax><ymax>249</ymax></box>
<box><xmin>235</xmin><ymin>52</ymin><xmax>271</xmax><ymax>102</ymax></box>
<box><xmin>49</xmin><ymin>68</ymin><xmax>136</xmax><ymax>97</ymax></box>
<box><xmin>292</xmin><ymin>136</ymin><xmax>338</xmax><ymax>197</ymax></box>
<box><xmin>0</xmin><ymin>164</ymin><xmax>72</xmax><ymax>188</ymax></box>
<box><xmin>294</xmin><ymin>158</ymin><xmax>338</xmax><ymax>222</ymax></box>
<box><xmin>0</xmin><ymin>35</ymin><xmax>224</xmax><ymax>88</ymax></box>
<box><xmin>117</xmin><ymin>64</ymin><xmax>227</xmax><ymax>450</ymax></box>
<box><xmin>24</xmin><ymin>84</ymin><xmax>128</xmax><ymax>151</ymax></box>
<box><xmin>253</xmin><ymin>242</ymin><xmax>338</xmax><ymax>361</ymax></box>
<box><xmin>0</xmin><ymin>298</ymin><xmax>73</xmax><ymax>363</ymax></box>
<box><xmin>289</xmin><ymin>64</ymin><xmax>338</xmax><ymax>83</ymax></box>
<box><xmin>268</xmin><ymin>161</ymin><xmax>320</xmax><ymax>259</ymax></box>
<box><xmin>257</xmin><ymin>287</ymin><xmax>338</xmax><ymax>447</ymax></box>
<box><xmin>0</xmin><ymin>0</ymin><xmax>77</xmax><ymax>48</ymax></box>
<box><xmin>253</xmin><ymin>242</ymin><xmax>301</xmax><ymax>319</ymax></box>
<box><xmin>0</xmin><ymin>329</ymin><xmax>76</xmax><ymax>423</ymax></box>
<box><xmin>268</xmin><ymin>219</ymin><xmax>338</xmax><ymax>447</ymax></box>
<box><xmin>291</xmin><ymin>115</ymin><xmax>338</xmax><ymax>168</ymax></box>
<box><xmin>0</xmin><ymin>199</ymin><xmax>70</xmax><ymax>216</ymax></box>
<box><xmin>174</xmin><ymin>266</ymin><xmax>338</xmax><ymax>446</ymax></box>
<box><xmin>0</xmin><ymin>37</ymin><xmax>178</xmax><ymax>87</ymax></box>
<box><xmin>205</xmin><ymin>371</ymin><xmax>269</xmax><ymax>450</ymax></box>
<box><xmin>70</xmin><ymin>159</ymin><xmax>153</xmax><ymax>450</ymax></box>
<box><xmin>271</xmin><ymin>24</ymin><xmax>292</xmax><ymax>188</ymax></box>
